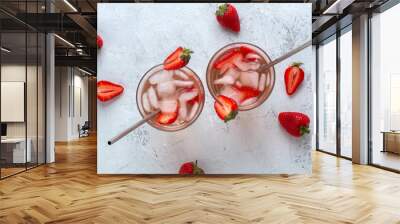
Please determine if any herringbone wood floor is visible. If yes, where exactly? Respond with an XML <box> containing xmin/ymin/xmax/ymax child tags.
<box><xmin>1</xmin><ymin>135</ymin><xmax>400</xmax><ymax>224</ymax></box>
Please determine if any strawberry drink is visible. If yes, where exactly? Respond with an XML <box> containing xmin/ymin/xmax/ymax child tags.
<box><xmin>136</xmin><ymin>64</ymin><xmax>204</xmax><ymax>131</ymax></box>
<box><xmin>207</xmin><ymin>43</ymin><xmax>275</xmax><ymax>112</ymax></box>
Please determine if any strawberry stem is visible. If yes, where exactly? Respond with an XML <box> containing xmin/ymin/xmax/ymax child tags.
<box><xmin>180</xmin><ymin>48</ymin><xmax>193</xmax><ymax>63</ymax></box>
<box><xmin>300</xmin><ymin>126</ymin><xmax>310</xmax><ymax>136</ymax></box>
<box><xmin>292</xmin><ymin>62</ymin><xmax>303</xmax><ymax>67</ymax></box>
<box><xmin>224</xmin><ymin>110</ymin><xmax>238</xmax><ymax>123</ymax></box>
<box><xmin>216</xmin><ymin>3</ymin><xmax>228</xmax><ymax>16</ymax></box>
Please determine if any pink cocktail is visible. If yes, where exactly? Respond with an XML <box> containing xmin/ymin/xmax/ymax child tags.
<box><xmin>136</xmin><ymin>64</ymin><xmax>205</xmax><ymax>132</ymax></box>
<box><xmin>206</xmin><ymin>42</ymin><xmax>275</xmax><ymax>111</ymax></box>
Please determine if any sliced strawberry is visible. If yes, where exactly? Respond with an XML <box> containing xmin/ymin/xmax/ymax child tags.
<box><xmin>214</xmin><ymin>46</ymin><xmax>255</xmax><ymax>71</ymax></box>
<box><xmin>243</xmin><ymin>53</ymin><xmax>261</xmax><ymax>62</ymax></box>
<box><xmin>214</xmin><ymin>95</ymin><xmax>238</xmax><ymax>122</ymax></box>
<box><xmin>156</xmin><ymin>112</ymin><xmax>178</xmax><ymax>125</ymax></box>
<box><xmin>164</xmin><ymin>47</ymin><xmax>182</xmax><ymax>65</ymax></box>
<box><xmin>284</xmin><ymin>62</ymin><xmax>304</xmax><ymax>95</ymax></box>
<box><xmin>156</xmin><ymin>102</ymin><xmax>179</xmax><ymax>125</ymax></box>
<box><xmin>163</xmin><ymin>47</ymin><xmax>193</xmax><ymax>70</ymax></box>
<box><xmin>181</xmin><ymin>87</ymin><xmax>201</xmax><ymax>105</ymax></box>
<box><xmin>214</xmin><ymin>51</ymin><xmax>242</xmax><ymax>71</ymax></box>
<box><xmin>234</xmin><ymin>86</ymin><xmax>260</xmax><ymax>102</ymax></box>
<box><xmin>239</xmin><ymin>46</ymin><xmax>255</xmax><ymax>56</ymax></box>
<box><xmin>187</xmin><ymin>95</ymin><xmax>200</xmax><ymax>105</ymax></box>
<box><xmin>97</xmin><ymin>80</ymin><xmax>124</xmax><ymax>102</ymax></box>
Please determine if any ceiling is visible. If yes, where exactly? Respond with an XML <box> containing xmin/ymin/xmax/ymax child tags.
<box><xmin>0</xmin><ymin>0</ymin><xmax>392</xmax><ymax>75</ymax></box>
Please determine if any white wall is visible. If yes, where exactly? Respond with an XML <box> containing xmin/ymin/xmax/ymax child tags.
<box><xmin>1</xmin><ymin>65</ymin><xmax>42</xmax><ymax>137</ymax></box>
<box><xmin>54</xmin><ymin>67</ymin><xmax>89</xmax><ymax>141</ymax></box>
<box><xmin>1</xmin><ymin>64</ymin><xmax>46</xmax><ymax>164</ymax></box>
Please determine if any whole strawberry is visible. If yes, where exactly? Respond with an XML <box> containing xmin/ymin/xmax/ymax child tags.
<box><xmin>278</xmin><ymin>112</ymin><xmax>310</xmax><ymax>137</ymax></box>
<box><xmin>179</xmin><ymin>160</ymin><xmax>204</xmax><ymax>175</ymax></box>
<box><xmin>97</xmin><ymin>35</ymin><xmax>103</xmax><ymax>49</ymax></box>
<box><xmin>216</xmin><ymin>3</ymin><xmax>240</xmax><ymax>33</ymax></box>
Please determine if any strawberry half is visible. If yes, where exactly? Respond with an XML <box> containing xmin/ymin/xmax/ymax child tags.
<box><xmin>156</xmin><ymin>103</ymin><xmax>179</xmax><ymax>125</ymax></box>
<box><xmin>213</xmin><ymin>47</ymin><xmax>255</xmax><ymax>72</ymax></box>
<box><xmin>278</xmin><ymin>112</ymin><xmax>310</xmax><ymax>137</ymax></box>
<box><xmin>284</xmin><ymin>62</ymin><xmax>304</xmax><ymax>95</ymax></box>
<box><xmin>182</xmin><ymin>87</ymin><xmax>201</xmax><ymax>105</ymax></box>
<box><xmin>214</xmin><ymin>50</ymin><xmax>242</xmax><ymax>70</ymax></box>
<box><xmin>163</xmin><ymin>47</ymin><xmax>193</xmax><ymax>70</ymax></box>
<box><xmin>239</xmin><ymin>46</ymin><xmax>255</xmax><ymax>56</ymax></box>
<box><xmin>187</xmin><ymin>95</ymin><xmax>200</xmax><ymax>105</ymax></box>
<box><xmin>216</xmin><ymin>3</ymin><xmax>240</xmax><ymax>33</ymax></box>
<box><xmin>179</xmin><ymin>160</ymin><xmax>204</xmax><ymax>175</ymax></box>
<box><xmin>235</xmin><ymin>86</ymin><xmax>260</xmax><ymax>102</ymax></box>
<box><xmin>97</xmin><ymin>80</ymin><xmax>124</xmax><ymax>102</ymax></box>
<box><xmin>214</xmin><ymin>95</ymin><xmax>238</xmax><ymax>122</ymax></box>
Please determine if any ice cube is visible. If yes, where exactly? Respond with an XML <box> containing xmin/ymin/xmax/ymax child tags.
<box><xmin>179</xmin><ymin>89</ymin><xmax>199</xmax><ymax>102</ymax></box>
<box><xmin>240</xmin><ymin>71</ymin><xmax>259</xmax><ymax>89</ymax></box>
<box><xmin>157</xmin><ymin>81</ymin><xmax>176</xmax><ymax>98</ymax></box>
<box><xmin>248</xmin><ymin>62</ymin><xmax>261</xmax><ymax>70</ymax></box>
<box><xmin>147</xmin><ymin>86</ymin><xmax>159</xmax><ymax>109</ymax></box>
<box><xmin>258</xmin><ymin>73</ymin><xmax>266</xmax><ymax>92</ymax></box>
<box><xmin>186</xmin><ymin>102</ymin><xmax>199</xmax><ymax>121</ymax></box>
<box><xmin>174</xmin><ymin>70</ymin><xmax>189</xmax><ymax>80</ymax></box>
<box><xmin>174</xmin><ymin>80</ymin><xmax>194</xmax><ymax>88</ymax></box>
<box><xmin>159</xmin><ymin>99</ymin><xmax>178</xmax><ymax>113</ymax></box>
<box><xmin>178</xmin><ymin>101</ymin><xmax>188</xmax><ymax>121</ymax></box>
<box><xmin>233</xmin><ymin>57</ymin><xmax>260</xmax><ymax>72</ymax></box>
<box><xmin>148</xmin><ymin>70</ymin><xmax>173</xmax><ymax>85</ymax></box>
<box><xmin>142</xmin><ymin>92</ymin><xmax>152</xmax><ymax>113</ymax></box>
<box><xmin>241</xmin><ymin>97</ymin><xmax>258</xmax><ymax>106</ymax></box>
<box><xmin>220</xmin><ymin>85</ymin><xmax>241</xmax><ymax>104</ymax></box>
<box><xmin>235</xmin><ymin>81</ymin><xmax>243</xmax><ymax>88</ymax></box>
<box><xmin>245</xmin><ymin>53</ymin><xmax>262</xmax><ymax>61</ymax></box>
<box><xmin>214</xmin><ymin>75</ymin><xmax>235</xmax><ymax>85</ymax></box>
<box><xmin>224</xmin><ymin>67</ymin><xmax>241</xmax><ymax>80</ymax></box>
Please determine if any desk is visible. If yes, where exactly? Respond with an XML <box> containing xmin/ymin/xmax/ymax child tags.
<box><xmin>382</xmin><ymin>131</ymin><xmax>400</xmax><ymax>154</ymax></box>
<box><xmin>1</xmin><ymin>138</ymin><xmax>31</xmax><ymax>163</ymax></box>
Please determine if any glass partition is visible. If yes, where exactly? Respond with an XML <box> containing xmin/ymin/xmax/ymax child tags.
<box><xmin>0</xmin><ymin>2</ymin><xmax>46</xmax><ymax>179</ymax></box>
<box><xmin>317</xmin><ymin>36</ymin><xmax>337</xmax><ymax>155</ymax></box>
<box><xmin>1</xmin><ymin>31</ymin><xmax>28</xmax><ymax>177</ymax></box>
<box><xmin>339</xmin><ymin>28</ymin><xmax>352</xmax><ymax>158</ymax></box>
<box><xmin>370</xmin><ymin>3</ymin><xmax>400</xmax><ymax>171</ymax></box>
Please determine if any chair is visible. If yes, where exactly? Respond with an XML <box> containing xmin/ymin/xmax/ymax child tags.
<box><xmin>79</xmin><ymin>121</ymin><xmax>90</xmax><ymax>138</ymax></box>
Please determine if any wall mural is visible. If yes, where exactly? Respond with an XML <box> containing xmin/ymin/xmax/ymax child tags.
<box><xmin>97</xmin><ymin>3</ymin><xmax>313</xmax><ymax>174</ymax></box>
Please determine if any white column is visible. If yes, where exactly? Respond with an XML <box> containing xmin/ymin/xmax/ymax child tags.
<box><xmin>352</xmin><ymin>14</ymin><xmax>369</xmax><ymax>164</ymax></box>
<box><xmin>46</xmin><ymin>32</ymin><xmax>55</xmax><ymax>163</ymax></box>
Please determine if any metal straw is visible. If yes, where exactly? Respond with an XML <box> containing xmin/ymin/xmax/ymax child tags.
<box><xmin>107</xmin><ymin>110</ymin><xmax>160</xmax><ymax>145</ymax></box>
<box><xmin>256</xmin><ymin>40</ymin><xmax>312</xmax><ymax>73</ymax></box>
